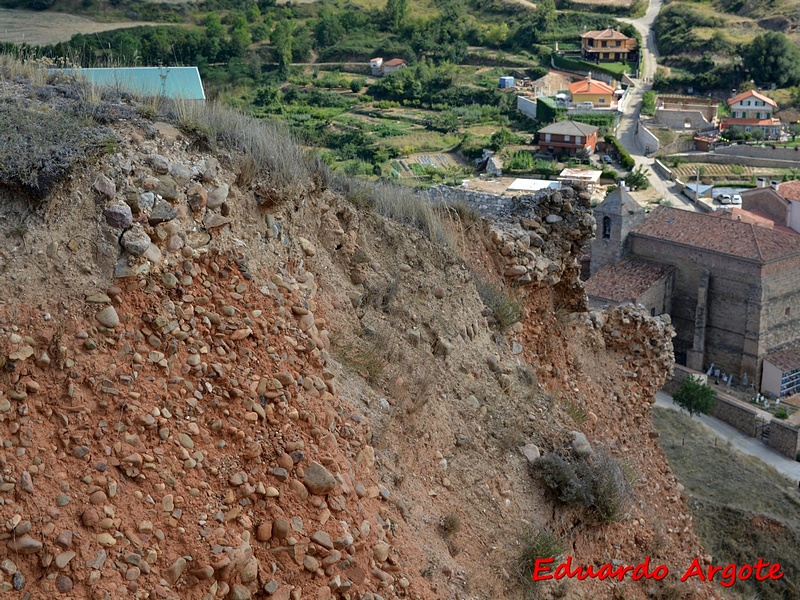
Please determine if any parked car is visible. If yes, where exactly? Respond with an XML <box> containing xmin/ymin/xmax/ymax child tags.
<box><xmin>732</xmin><ymin>194</ymin><xmax>742</xmax><ymax>205</ymax></box>
<box><xmin>576</xmin><ymin>101</ymin><xmax>594</xmax><ymax>109</ymax></box>
<box><xmin>719</xmin><ymin>194</ymin><xmax>732</xmax><ymax>205</ymax></box>
<box><xmin>601</xmin><ymin>155</ymin><xmax>613</xmax><ymax>164</ymax></box>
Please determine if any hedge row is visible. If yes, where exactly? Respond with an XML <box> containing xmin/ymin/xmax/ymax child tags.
<box><xmin>605</xmin><ymin>135</ymin><xmax>635</xmax><ymax>170</ymax></box>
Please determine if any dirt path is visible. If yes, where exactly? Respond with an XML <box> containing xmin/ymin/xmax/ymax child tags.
<box><xmin>0</xmin><ymin>8</ymin><xmax>159</xmax><ymax>45</ymax></box>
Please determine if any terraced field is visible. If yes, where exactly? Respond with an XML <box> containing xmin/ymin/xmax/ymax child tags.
<box><xmin>672</xmin><ymin>163</ymin><xmax>790</xmax><ymax>181</ymax></box>
<box><xmin>0</xmin><ymin>8</ymin><xmax>155</xmax><ymax>45</ymax></box>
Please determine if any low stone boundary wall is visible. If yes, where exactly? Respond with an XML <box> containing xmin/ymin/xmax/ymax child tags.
<box><xmin>710</xmin><ymin>394</ymin><xmax>760</xmax><ymax>438</ymax></box>
<box><xmin>651</xmin><ymin>159</ymin><xmax>673</xmax><ymax>180</ymax></box>
<box><xmin>767</xmin><ymin>418</ymin><xmax>800</xmax><ymax>459</ymax></box>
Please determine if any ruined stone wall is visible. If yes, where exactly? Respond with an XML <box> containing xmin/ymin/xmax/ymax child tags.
<box><xmin>767</xmin><ymin>419</ymin><xmax>800</xmax><ymax>459</ymax></box>
<box><xmin>654</xmin><ymin>110</ymin><xmax>715</xmax><ymax>131</ymax></box>
<box><xmin>710</xmin><ymin>394</ymin><xmax>759</xmax><ymax>437</ymax></box>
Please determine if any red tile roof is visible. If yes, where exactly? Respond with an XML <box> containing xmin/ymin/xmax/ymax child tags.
<box><xmin>723</xmin><ymin>118</ymin><xmax>781</xmax><ymax>126</ymax></box>
<box><xmin>569</xmin><ymin>78</ymin><xmax>614</xmax><ymax>96</ymax></box>
<box><xmin>580</xmin><ymin>28</ymin><xmax>632</xmax><ymax>41</ymax></box>
<box><xmin>727</xmin><ymin>90</ymin><xmax>777</xmax><ymax>108</ymax></box>
<box><xmin>779</xmin><ymin>180</ymin><xmax>800</xmax><ymax>202</ymax></box>
<box><xmin>585</xmin><ymin>258</ymin><xmax>674</xmax><ymax>303</ymax></box>
<box><xmin>765</xmin><ymin>347</ymin><xmax>800</xmax><ymax>372</ymax></box>
<box><xmin>383</xmin><ymin>58</ymin><xmax>406</xmax><ymax>67</ymax></box>
<box><xmin>631</xmin><ymin>206</ymin><xmax>800</xmax><ymax>262</ymax></box>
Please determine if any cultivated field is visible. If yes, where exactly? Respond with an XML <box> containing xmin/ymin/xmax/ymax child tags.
<box><xmin>0</xmin><ymin>8</ymin><xmax>155</xmax><ymax>45</ymax></box>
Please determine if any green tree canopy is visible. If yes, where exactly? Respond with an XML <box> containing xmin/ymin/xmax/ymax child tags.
<box><xmin>672</xmin><ymin>376</ymin><xmax>715</xmax><ymax>418</ymax></box>
<box><xmin>742</xmin><ymin>32</ymin><xmax>800</xmax><ymax>88</ymax></box>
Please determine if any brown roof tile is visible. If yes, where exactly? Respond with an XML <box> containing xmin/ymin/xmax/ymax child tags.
<box><xmin>580</xmin><ymin>28</ymin><xmax>632</xmax><ymax>41</ymax></box>
<box><xmin>778</xmin><ymin>180</ymin><xmax>800</xmax><ymax>202</ymax></box>
<box><xmin>585</xmin><ymin>258</ymin><xmax>674</xmax><ymax>303</ymax></box>
<box><xmin>631</xmin><ymin>206</ymin><xmax>800</xmax><ymax>262</ymax></box>
<box><xmin>727</xmin><ymin>90</ymin><xmax>777</xmax><ymax>108</ymax></box>
<box><xmin>765</xmin><ymin>347</ymin><xmax>800</xmax><ymax>372</ymax></box>
<box><xmin>569</xmin><ymin>78</ymin><xmax>615</xmax><ymax>95</ymax></box>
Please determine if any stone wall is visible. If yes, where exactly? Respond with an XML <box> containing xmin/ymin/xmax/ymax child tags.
<box><xmin>767</xmin><ymin>418</ymin><xmax>800</xmax><ymax>459</ymax></box>
<box><xmin>654</xmin><ymin>109</ymin><xmax>715</xmax><ymax>131</ymax></box>
<box><xmin>675</xmin><ymin>153</ymin><xmax>800</xmax><ymax>169</ymax></box>
<box><xmin>767</xmin><ymin>419</ymin><xmax>800</xmax><ymax>459</ymax></box>
<box><xmin>651</xmin><ymin>159</ymin><xmax>673</xmax><ymax>180</ymax></box>
<box><xmin>628</xmin><ymin>235</ymin><xmax>763</xmax><ymax>376</ymax></box>
<box><xmin>710</xmin><ymin>394</ymin><xmax>759</xmax><ymax>437</ymax></box>
<box><xmin>427</xmin><ymin>185</ymin><xmax>515</xmax><ymax>220</ymax></box>
<box><xmin>715</xmin><ymin>144</ymin><xmax>800</xmax><ymax>163</ymax></box>
<box><xmin>517</xmin><ymin>96</ymin><xmax>537</xmax><ymax>120</ymax></box>
<box><xmin>673</xmin><ymin>364</ymin><xmax>707</xmax><ymax>386</ymax></box>
<box><xmin>637</xmin><ymin>120</ymin><xmax>660</xmax><ymax>154</ymax></box>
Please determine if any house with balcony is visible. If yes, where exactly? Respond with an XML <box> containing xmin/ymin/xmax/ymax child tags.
<box><xmin>537</xmin><ymin>120</ymin><xmax>599</xmax><ymax>157</ymax></box>
<box><xmin>722</xmin><ymin>90</ymin><xmax>781</xmax><ymax>138</ymax></box>
<box><xmin>580</xmin><ymin>28</ymin><xmax>636</xmax><ymax>62</ymax></box>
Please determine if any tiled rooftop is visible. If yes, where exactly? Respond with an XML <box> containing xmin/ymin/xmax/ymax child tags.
<box><xmin>585</xmin><ymin>258</ymin><xmax>674</xmax><ymax>303</ymax></box>
<box><xmin>765</xmin><ymin>347</ymin><xmax>800</xmax><ymax>372</ymax></box>
<box><xmin>580</xmin><ymin>28</ymin><xmax>632</xmax><ymax>41</ymax></box>
<box><xmin>631</xmin><ymin>206</ymin><xmax>800</xmax><ymax>262</ymax></box>
<box><xmin>779</xmin><ymin>180</ymin><xmax>800</xmax><ymax>202</ymax></box>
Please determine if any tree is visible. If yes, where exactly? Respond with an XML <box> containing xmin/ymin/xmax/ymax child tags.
<box><xmin>672</xmin><ymin>376</ymin><xmax>715</xmax><ymax>418</ymax></box>
<box><xmin>315</xmin><ymin>8</ymin><xmax>344</xmax><ymax>49</ymax></box>
<box><xmin>626</xmin><ymin>164</ymin><xmax>650</xmax><ymax>190</ymax></box>
<box><xmin>789</xmin><ymin>124</ymin><xmax>800</xmax><ymax>142</ymax></box>
<box><xmin>384</xmin><ymin>0</ymin><xmax>408</xmax><ymax>31</ymax></box>
<box><xmin>742</xmin><ymin>32</ymin><xmax>800</xmax><ymax>88</ymax></box>
<box><xmin>272</xmin><ymin>19</ymin><xmax>293</xmax><ymax>79</ymax></box>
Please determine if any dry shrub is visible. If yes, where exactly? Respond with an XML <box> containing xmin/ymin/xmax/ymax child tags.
<box><xmin>516</xmin><ymin>526</ymin><xmax>566</xmax><ymax>595</ymax></box>
<box><xmin>474</xmin><ymin>274</ymin><xmax>522</xmax><ymax>331</ymax></box>
<box><xmin>535</xmin><ymin>449</ymin><xmax>633</xmax><ymax>524</ymax></box>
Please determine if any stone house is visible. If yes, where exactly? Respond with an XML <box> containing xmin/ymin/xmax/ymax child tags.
<box><xmin>588</xmin><ymin>199</ymin><xmax>800</xmax><ymax>389</ymax></box>
<box><xmin>580</xmin><ymin>28</ymin><xmax>637</xmax><ymax>62</ymax></box>
<box><xmin>742</xmin><ymin>179</ymin><xmax>800</xmax><ymax>233</ymax></box>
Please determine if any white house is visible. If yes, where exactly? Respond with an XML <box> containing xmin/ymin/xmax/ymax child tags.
<box><xmin>723</xmin><ymin>90</ymin><xmax>781</xmax><ymax>138</ymax></box>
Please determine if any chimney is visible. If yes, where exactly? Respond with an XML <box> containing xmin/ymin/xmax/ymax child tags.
<box><xmin>771</xmin><ymin>180</ymin><xmax>780</xmax><ymax>190</ymax></box>
<box><xmin>757</xmin><ymin>177</ymin><xmax>766</xmax><ymax>188</ymax></box>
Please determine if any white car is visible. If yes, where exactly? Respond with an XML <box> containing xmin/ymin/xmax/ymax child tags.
<box><xmin>719</xmin><ymin>194</ymin><xmax>732</xmax><ymax>205</ymax></box>
<box><xmin>732</xmin><ymin>194</ymin><xmax>742</xmax><ymax>205</ymax></box>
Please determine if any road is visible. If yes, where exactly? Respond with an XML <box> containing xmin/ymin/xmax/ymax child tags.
<box><xmin>655</xmin><ymin>391</ymin><xmax>800</xmax><ymax>481</ymax></box>
<box><xmin>615</xmin><ymin>0</ymin><xmax>699</xmax><ymax>210</ymax></box>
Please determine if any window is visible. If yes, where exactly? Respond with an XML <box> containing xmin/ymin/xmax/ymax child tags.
<box><xmin>602</xmin><ymin>41</ymin><xmax>607</xmax><ymax>47</ymax></box>
<box><xmin>603</xmin><ymin>216</ymin><xmax>611</xmax><ymax>240</ymax></box>
<box><xmin>747</xmin><ymin>100</ymin><xmax>751</xmax><ymax>106</ymax></box>
<box><xmin>599</xmin><ymin>98</ymin><xmax>606</xmax><ymax>103</ymax></box>
<box><xmin>564</xmin><ymin>135</ymin><xmax>571</xmax><ymax>142</ymax></box>
<box><xmin>544</xmin><ymin>133</ymin><xmax>551</xmax><ymax>142</ymax></box>
<box><xmin>575</xmin><ymin>136</ymin><xmax>581</xmax><ymax>144</ymax></box>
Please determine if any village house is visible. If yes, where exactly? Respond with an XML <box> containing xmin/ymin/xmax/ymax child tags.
<box><xmin>369</xmin><ymin>57</ymin><xmax>407</xmax><ymax>76</ymax></box>
<box><xmin>579</xmin><ymin>28</ymin><xmax>637</xmax><ymax>62</ymax></box>
<box><xmin>537</xmin><ymin>120</ymin><xmax>599</xmax><ymax>157</ymax></box>
<box><xmin>741</xmin><ymin>178</ymin><xmax>800</xmax><ymax>233</ymax></box>
<box><xmin>588</xmin><ymin>194</ymin><xmax>800</xmax><ymax>390</ymax></box>
<box><xmin>722</xmin><ymin>90</ymin><xmax>781</xmax><ymax>138</ymax></box>
<box><xmin>568</xmin><ymin>76</ymin><xmax>615</xmax><ymax>108</ymax></box>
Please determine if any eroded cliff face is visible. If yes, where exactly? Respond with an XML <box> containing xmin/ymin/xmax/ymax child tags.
<box><xmin>0</xmin><ymin>72</ymin><xmax>718</xmax><ymax>600</ymax></box>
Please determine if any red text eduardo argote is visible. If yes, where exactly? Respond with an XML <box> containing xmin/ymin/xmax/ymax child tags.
<box><xmin>533</xmin><ymin>556</ymin><xmax>784</xmax><ymax>587</ymax></box>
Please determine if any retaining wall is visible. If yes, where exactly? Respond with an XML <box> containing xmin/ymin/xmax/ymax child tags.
<box><xmin>767</xmin><ymin>418</ymin><xmax>800</xmax><ymax>459</ymax></box>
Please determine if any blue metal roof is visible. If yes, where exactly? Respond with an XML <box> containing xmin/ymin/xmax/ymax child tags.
<box><xmin>48</xmin><ymin>67</ymin><xmax>205</xmax><ymax>100</ymax></box>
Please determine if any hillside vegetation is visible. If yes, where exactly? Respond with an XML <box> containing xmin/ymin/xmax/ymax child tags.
<box><xmin>655</xmin><ymin>407</ymin><xmax>800</xmax><ymax>600</ymax></box>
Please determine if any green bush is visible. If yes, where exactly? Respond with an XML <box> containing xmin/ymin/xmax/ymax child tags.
<box><xmin>642</xmin><ymin>90</ymin><xmax>657</xmax><ymax>116</ymax></box>
<box><xmin>516</xmin><ymin>526</ymin><xmax>566</xmax><ymax>586</ymax></box>
<box><xmin>506</xmin><ymin>151</ymin><xmax>535</xmax><ymax>172</ymax></box>
<box><xmin>775</xmin><ymin>408</ymin><xmax>789</xmax><ymax>420</ymax></box>
<box><xmin>605</xmin><ymin>135</ymin><xmax>635</xmax><ymax>170</ymax></box>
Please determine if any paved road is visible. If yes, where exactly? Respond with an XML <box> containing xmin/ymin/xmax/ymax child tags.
<box><xmin>655</xmin><ymin>391</ymin><xmax>800</xmax><ymax>481</ymax></box>
<box><xmin>615</xmin><ymin>0</ymin><xmax>699</xmax><ymax>211</ymax></box>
